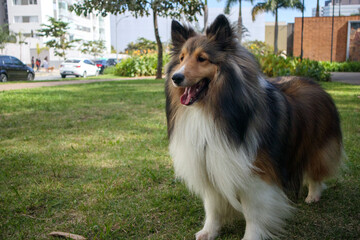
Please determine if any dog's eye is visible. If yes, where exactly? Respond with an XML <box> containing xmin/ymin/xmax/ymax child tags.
<box><xmin>180</xmin><ymin>55</ymin><xmax>184</xmax><ymax>62</ymax></box>
<box><xmin>197</xmin><ymin>56</ymin><xmax>206</xmax><ymax>62</ymax></box>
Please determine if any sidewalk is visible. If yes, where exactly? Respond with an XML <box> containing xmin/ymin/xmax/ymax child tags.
<box><xmin>331</xmin><ymin>72</ymin><xmax>360</xmax><ymax>85</ymax></box>
<box><xmin>35</xmin><ymin>69</ymin><xmax>60</xmax><ymax>76</ymax></box>
<box><xmin>34</xmin><ymin>69</ymin><xmax>61</xmax><ymax>81</ymax></box>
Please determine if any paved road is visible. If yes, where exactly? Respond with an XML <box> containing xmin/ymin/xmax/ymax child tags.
<box><xmin>330</xmin><ymin>72</ymin><xmax>360</xmax><ymax>85</ymax></box>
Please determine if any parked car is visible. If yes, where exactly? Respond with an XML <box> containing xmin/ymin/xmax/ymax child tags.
<box><xmin>106</xmin><ymin>58</ymin><xmax>118</xmax><ymax>66</ymax></box>
<box><xmin>0</xmin><ymin>55</ymin><xmax>35</xmax><ymax>82</ymax></box>
<box><xmin>94</xmin><ymin>59</ymin><xmax>109</xmax><ymax>74</ymax></box>
<box><xmin>94</xmin><ymin>58</ymin><xmax>118</xmax><ymax>74</ymax></box>
<box><xmin>60</xmin><ymin>58</ymin><xmax>99</xmax><ymax>78</ymax></box>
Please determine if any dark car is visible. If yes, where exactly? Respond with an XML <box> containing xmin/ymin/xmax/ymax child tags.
<box><xmin>94</xmin><ymin>58</ymin><xmax>118</xmax><ymax>74</ymax></box>
<box><xmin>0</xmin><ymin>55</ymin><xmax>35</xmax><ymax>82</ymax></box>
<box><xmin>94</xmin><ymin>59</ymin><xmax>108</xmax><ymax>74</ymax></box>
<box><xmin>106</xmin><ymin>58</ymin><xmax>118</xmax><ymax>66</ymax></box>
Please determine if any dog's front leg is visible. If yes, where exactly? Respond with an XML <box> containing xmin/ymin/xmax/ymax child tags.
<box><xmin>195</xmin><ymin>190</ymin><xmax>226</xmax><ymax>240</ymax></box>
<box><xmin>239</xmin><ymin>181</ymin><xmax>293</xmax><ymax>240</ymax></box>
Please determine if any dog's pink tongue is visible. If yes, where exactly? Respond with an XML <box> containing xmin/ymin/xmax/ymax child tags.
<box><xmin>180</xmin><ymin>86</ymin><xmax>196</xmax><ymax>105</ymax></box>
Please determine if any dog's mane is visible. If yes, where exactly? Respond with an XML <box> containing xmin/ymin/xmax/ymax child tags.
<box><xmin>166</xmin><ymin>16</ymin><xmax>265</xmax><ymax>148</ymax></box>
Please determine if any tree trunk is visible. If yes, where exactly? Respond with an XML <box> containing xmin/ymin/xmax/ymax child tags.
<box><xmin>153</xmin><ymin>9</ymin><xmax>163</xmax><ymax>79</ymax></box>
<box><xmin>274</xmin><ymin>7</ymin><xmax>278</xmax><ymax>54</ymax></box>
<box><xmin>20</xmin><ymin>43</ymin><xmax>22</xmax><ymax>61</ymax></box>
<box><xmin>316</xmin><ymin>0</ymin><xmax>320</xmax><ymax>17</ymax></box>
<box><xmin>203</xmin><ymin>2</ymin><xmax>208</xmax><ymax>32</ymax></box>
<box><xmin>238</xmin><ymin>0</ymin><xmax>242</xmax><ymax>42</ymax></box>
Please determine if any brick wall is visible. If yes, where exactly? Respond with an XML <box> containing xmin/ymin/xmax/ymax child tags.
<box><xmin>293</xmin><ymin>16</ymin><xmax>360</xmax><ymax>62</ymax></box>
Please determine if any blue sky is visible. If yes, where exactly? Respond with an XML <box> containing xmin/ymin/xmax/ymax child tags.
<box><xmin>208</xmin><ymin>0</ymin><xmax>327</xmax><ymax>23</ymax></box>
<box><xmin>111</xmin><ymin>0</ymin><xmax>329</xmax><ymax>51</ymax></box>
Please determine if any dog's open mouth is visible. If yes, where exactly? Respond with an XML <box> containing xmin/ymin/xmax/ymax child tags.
<box><xmin>180</xmin><ymin>79</ymin><xmax>209</xmax><ymax>106</ymax></box>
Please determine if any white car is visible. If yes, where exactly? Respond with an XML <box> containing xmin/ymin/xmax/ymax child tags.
<box><xmin>60</xmin><ymin>58</ymin><xmax>99</xmax><ymax>78</ymax></box>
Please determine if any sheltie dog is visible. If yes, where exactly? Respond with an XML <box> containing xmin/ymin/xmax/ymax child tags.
<box><xmin>165</xmin><ymin>14</ymin><xmax>343</xmax><ymax>240</ymax></box>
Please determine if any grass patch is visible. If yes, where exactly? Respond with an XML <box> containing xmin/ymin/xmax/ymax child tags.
<box><xmin>0</xmin><ymin>74</ymin><xmax>130</xmax><ymax>84</ymax></box>
<box><xmin>0</xmin><ymin>80</ymin><xmax>359</xmax><ymax>239</ymax></box>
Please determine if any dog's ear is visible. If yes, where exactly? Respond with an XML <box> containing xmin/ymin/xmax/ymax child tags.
<box><xmin>171</xmin><ymin>20</ymin><xmax>195</xmax><ymax>50</ymax></box>
<box><xmin>206</xmin><ymin>14</ymin><xmax>233</xmax><ymax>43</ymax></box>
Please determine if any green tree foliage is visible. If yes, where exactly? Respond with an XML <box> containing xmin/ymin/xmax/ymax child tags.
<box><xmin>36</xmin><ymin>43</ymin><xmax>48</xmax><ymax>57</ymax></box>
<box><xmin>111</xmin><ymin>45</ymin><xmax>117</xmax><ymax>54</ymax></box>
<box><xmin>223</xmin><ymin>0</ymin><xmax>254</xmax><ymax>42</ymax></box>
<box><xmin>252</xmin><ymin>0</ymin><xmax>303</xmax><ymax>54</ymax></box>
<box><xmin>80</xmin><ymin>40</ymin><xmax>106</xmax><ymax>58</ymax></box>
<box><xmin>125</xmin><ymin>37</ymin><xmax>157</xmax><ymax>54</ymax></box>
<box><xmin>0</xmin><ymin>25</ymin><xmax>16</xmax><ymax>53</ymax></box>
<box><xmin>38</xmin><ymin>17</ymin><xmax>79</xmax><ymax>60</ymax></box>
<box><xmin>70</xmin><ymin>0</ymin><xmax>203</xmax><ymax>79</ymax></box>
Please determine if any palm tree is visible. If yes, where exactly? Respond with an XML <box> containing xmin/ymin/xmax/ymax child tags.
<box><xmin>316</xmin><ymin>0</ymin><xmax>320</xmax><ymax>17</ymax></box>
<box><xmin>252</xmin><ymin>0</ymin><xmax>304</xmax><ymax>54</ymax></box>
<box><xmin>223</xmin><ymin>0</ymin><xmax>254</xmax><ymax>42</ymax></box>
<box><xmin>204</xmin><ymin>0</ymin><xmax>208</xmax><ymax>31</ymax></box>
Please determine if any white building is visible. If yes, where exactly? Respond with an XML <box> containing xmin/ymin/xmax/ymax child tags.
<box><xmin>111</xmin><ymin>7</ymin><xmax>265</xmax><ymax>52</ymax></box>
<box><xmin>0</xmin><ymin>0</ymin><xmax>111</xmax><ymax>66</ymax></box>
<box><xmin>312</xmin><ymin>0</ymin><xmax>360</xmax><ymax>16</ymax></box>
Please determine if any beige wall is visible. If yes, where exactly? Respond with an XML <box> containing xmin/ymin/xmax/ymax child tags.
<box><xmin>265</xmin><ymin>22</ymin><xmax>288</xmax><ymax>52</ymax></box>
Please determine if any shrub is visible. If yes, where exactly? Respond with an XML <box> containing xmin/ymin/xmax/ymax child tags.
<box><xmin>243</xmin><ymin>40</ymin><xmax>273</xmax><ymax>56</ymax></box>
<box><xmin>319</xmin><ymin>61</ymin><xmax>360</xmax><ymax>72</ymax></box>
<box><xmin>244</xmin><ymin>41</ymin><xmax>331</xmax><ymax>81</ymax></box>
<box><xmin>103</xmin><ymin>66</ymin><xmax>116</xmax><ymax>75</ymax></box>
<box><xmin>254</xmin><ymin>54</ymin><xmax>331</xmax><ymax>81</ymax></box>
<box><xmin>114</xmin><ymin>53</ymin><xmax>170</xmax><ymax>77</ymax></box>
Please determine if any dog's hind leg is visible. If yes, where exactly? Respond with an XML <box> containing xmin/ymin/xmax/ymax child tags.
<box><xmin>304</xmin><ymin>138</ymin><xmax>342</xmax><ymax>204</ymax></box>
<box><xmin>196</xmin><ymin>189</ymin><xmax>232</xmax><ymax>240</ymax></box>
<box><xmin>304</xmin><ymin>178</ymin><xmax>326</xmax><ymax>203</ymax></box>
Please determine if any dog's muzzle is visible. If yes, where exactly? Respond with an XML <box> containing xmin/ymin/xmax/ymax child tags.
<box><xmin>172</xmin><ymin>73</ymin><xmax>185</xmax><ymax>85</ymax></box>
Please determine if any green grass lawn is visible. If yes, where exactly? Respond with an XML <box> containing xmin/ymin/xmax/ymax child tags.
<box><xmin>0</xmin><ymin>74</ymin><xmax>130</xmax><ymax>84</ymax></box>
<box><xmin>0</xmin><ymin>80</ymin><xmax>359</xmax><ymax>239</ymax></box>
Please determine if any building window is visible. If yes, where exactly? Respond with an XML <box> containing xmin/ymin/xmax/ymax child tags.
<box><xmin>58</xmin><ymin>1</ymin><xmax>67</xmax><ymax>9</ymax></box>
<box><xmin>14</xmin><ymin>16</ymin><xmax>38</xmax><ymax>23</ymax></box>
<box><xmin>13</xmin><ymin>0</ymin><xmax>37</xmax><ymax>5</ymax></box>
<box><xmin>76</xmin><ymin>25</ymin><xmax>91</xmax><ymax>32</ymax></box>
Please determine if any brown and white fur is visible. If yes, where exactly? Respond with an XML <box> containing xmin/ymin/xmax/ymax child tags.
<box><xmin>165</xmin><ymin>15</ymin><xmax>343</xmax><ymax>240</ymax></box>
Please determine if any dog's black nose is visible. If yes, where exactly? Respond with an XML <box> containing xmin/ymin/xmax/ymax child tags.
<box><xmin>172</xmin><ymin>73</ymin><xmax>185</xmax><ymax>85</ymax></box>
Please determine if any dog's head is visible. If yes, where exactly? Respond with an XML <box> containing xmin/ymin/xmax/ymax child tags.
<box><xmin>168</xmin><ymin>14</ymin><xmax>236</xmax><ymax>106</ymax></box>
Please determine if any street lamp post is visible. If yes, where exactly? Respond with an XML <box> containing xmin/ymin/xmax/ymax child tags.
<box><xmin>115</xmin><ymin>14</ymin><xmax>129</xmax><ymax>62</ymax></box>
<box><xmin>330</xmin><ymin>0</ymin><xmax>335</xmax><ymax>62</ymax></box>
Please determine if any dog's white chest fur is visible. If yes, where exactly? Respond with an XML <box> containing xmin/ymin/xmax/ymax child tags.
<box><xmin>169</xmin><ymin>107</ymin><xmax>255</xmax><ymax>210</ymax></box>
<box><xmin>169</xmin><ymin>107</ymin><xmax>292</xmax><ymax>240</ymax></box>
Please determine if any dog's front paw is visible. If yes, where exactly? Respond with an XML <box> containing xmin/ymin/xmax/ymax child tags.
<box><xmin>195</xmin><ymin>229</ymin><xmax>218</xmax><ymax>240</ymax></box>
